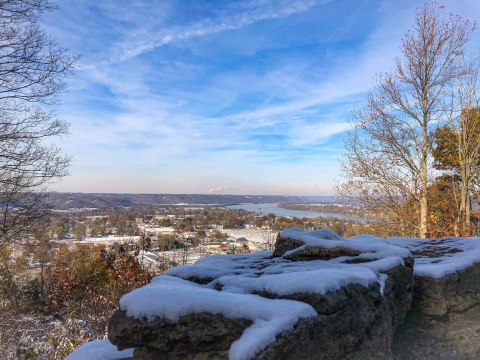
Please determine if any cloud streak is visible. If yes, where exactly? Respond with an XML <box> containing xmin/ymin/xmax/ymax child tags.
<box><xmin>113</xmin><ymin>0</ymin><xmax>326</xmax><ymax>62</ymax></box>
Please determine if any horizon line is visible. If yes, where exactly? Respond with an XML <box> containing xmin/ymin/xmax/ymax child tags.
<box><xmin>47</xmin><ymin>191</ymin><xmax>338</xmax><ymax>197</ymax></box>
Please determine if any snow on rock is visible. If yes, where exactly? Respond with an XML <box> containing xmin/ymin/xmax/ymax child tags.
<box><xmin>110</xmin><ymin>228</ymin><xmax>415</xmax><ymax>360</ymax></box>
<box><xmin>167</xmin><ymin>229</ymin><xmax>411</xmax><ymax>297</ymax></box>
<box><xmin>98</xmin><ymin>229</ymin><xmax>480</xmax><ymax>360</ymax></box>
<box><xmin>168</xmin><ymin>250</ymin><xmax>404</xmax><ymax>296</ymax></box>
<box><xmin>65</xmin><ymin>339</ymin><xmax>133</xmax><ymax>360</ymax></box>
<box><xmin>282</xmin><ymin>228</ymin><xmax>344</xmax><ymax>241</ymax></box>
<box><xmin>119</xmin><ymin>275</ymin><xmax>316</xmax><ymax>360</ymax></box>
<box><xmin>280</xmin><ymin>228</ymin><xmax>411</xmax><ymax>260</ymax></box>
<box><xmin>166</xmin><ymin>250</ymin><xmax>273</xmax><ymax>281</ymax></box>
<box><xmin>385</xmin><ymin>236</ymin><xmax>480</xmax><ymax>278</ymax></box>
<box><xmin>212</xmin><ymin>265</ymin><xmax>379</xmax><ymax>296</ymax></box>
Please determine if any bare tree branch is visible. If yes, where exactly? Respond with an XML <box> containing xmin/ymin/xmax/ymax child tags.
<box><xmin>0</xmin><ymin>0</ymin><xmax>77</xmax><ymax>245</ymax></box>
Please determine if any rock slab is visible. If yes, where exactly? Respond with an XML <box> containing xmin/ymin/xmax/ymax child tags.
<box><xmin>108</xmin><ymin>228</ymin><xmax>414</xmax><ymax>359</ymax></box>
<box><xmin>70</xmin><ymin>231</ymin><xmax>480</xmax><ymax>359</ymax></box>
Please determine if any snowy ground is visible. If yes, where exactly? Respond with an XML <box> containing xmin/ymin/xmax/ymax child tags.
<box><xmin>63</xmin><ymin>235</ymin><xmax>141</xmax><ymax>245</ymax></box>
<box><xmin>66</xmin><ymin>339</ymin><xmax>133</xmax><ymax>360</ymax></box>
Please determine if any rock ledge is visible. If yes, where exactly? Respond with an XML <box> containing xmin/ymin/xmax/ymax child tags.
<box><xmin>67</xmin><ymin>230</ymin><xmax>480</xmax><ymax>360</ymax></box>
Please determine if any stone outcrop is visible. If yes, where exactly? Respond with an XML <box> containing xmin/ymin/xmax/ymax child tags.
<box><xmin>107</xmin><ymin>228</ymin><xmax>414</xmax><ymax>360</ymax></box>
<box><xmin>68</xmin><ymin>229</ymin><xmax>480</xmax><ymax>360</ymax></box>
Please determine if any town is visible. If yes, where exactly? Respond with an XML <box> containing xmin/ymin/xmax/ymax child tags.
<box><xmin>45</xmin><ymin>201</ymin><xmax>372</xmax><ymax>270</ymax></box>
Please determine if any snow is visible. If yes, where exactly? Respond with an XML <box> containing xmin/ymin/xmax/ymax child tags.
<box><xmin>385</xmin><ymin>236</ymin><xmax>480</xmax><ymax>278</ymax></box>
<box><xmin>166</xmin><ymin>251</ymin><xmax>272</xmax><ymax>280</ymax></box>
<box><xmin>213</xmin><ymin>265</ymin><xmax>378</xmax><ymax>295</ymax></box>
<box><xmin>119</xmin><ymin>275</ymin><xmax>316</xmax><ymax>360</ymax></box>
<box><xmin>281</xmin><ymin>228</ymin><xmax>411</xmax><ymax>260</ymax></box>
<box><xmin>65</xmin><ymin>339</ymin><xmax>133</xmax><ymax>360</ymax></box>
<box><xmin>166</xmin><ymin>231</ymin><xmax>409</xmax><ymax>299</ymax></box>
<box><xmin>281</xmin><ymin>228</ymin><xmax>343</xmax><ymax>241</ymax></box>
<box><xmin>222</xmin><ymin>228</ymin><xmax>277</xmax><ymax>247</ymax></box>
<box><xmin>74</xmin><ymin>235</ymin><xmax>140</xmax><ymax>245</ymax></box>
<box><xmin>281</xmin><ymin>229</ymin><xmax>480</xmax><ymax>279</ymax></box>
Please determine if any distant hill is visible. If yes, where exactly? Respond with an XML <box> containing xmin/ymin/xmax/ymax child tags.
<box><xmin>47</xmin><ymin>192</ymin><xmax>333</xmax><ymax>210</ymax></box>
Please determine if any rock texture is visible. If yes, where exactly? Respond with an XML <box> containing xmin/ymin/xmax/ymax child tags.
<box><xmin>388</xmin><ymin>237</ymin><xmax>480</xmax><ymax>360</ymax></box>
<box><xmin>254</xmin><ymin>277</ymin><xmax>412</xmax><ymax>360</ymax></box>
<box><xmin>109</xmin><ymin>311</ymin><xmax>252</xmax><ymax>359</ymax></box>
<box><xmin>107</xmin><ymin>229</ymin><xmax>414</xmax><ymax>360</ymax></box>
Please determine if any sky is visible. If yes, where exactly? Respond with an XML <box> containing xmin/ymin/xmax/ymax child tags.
<box><xmin>43</xmin><ymin>0</ymin><xmax>480</xmax><ymax>196</ymax></box>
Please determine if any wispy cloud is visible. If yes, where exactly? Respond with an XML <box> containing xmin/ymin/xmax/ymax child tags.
<box><xmin>112</xmin><ymin>0</ymin><xmax>327</xmax><ymax>62</ymax></box>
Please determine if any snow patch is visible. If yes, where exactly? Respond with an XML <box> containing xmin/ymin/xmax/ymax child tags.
<box><xmin>386</xmin><ymin>236</ymin><xmax>480</xmax><ymax>278</ymax></box>
<box><xmin>213</xmin><ymin>265</ymin><xmax>378</xmax><ymax>296</ymax></box>
<box><xmin>65</xmin><ymin>339</ymin><xmax>133</xmax><ymax>360</ymax></box>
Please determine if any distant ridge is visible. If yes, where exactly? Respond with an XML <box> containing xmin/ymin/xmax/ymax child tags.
<box><xmin>47</xmin><ymin>192</ymin><xmax>337</xmax><ymax>210</ymax></box>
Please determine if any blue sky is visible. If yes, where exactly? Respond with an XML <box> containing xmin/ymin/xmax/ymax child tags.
<box><xmin>44</xmin><ymin>0</ymin><xmax>480</xmax><ymax>195</ymax></box>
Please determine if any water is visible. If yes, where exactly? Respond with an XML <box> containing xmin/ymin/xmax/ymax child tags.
<box><xmin>226</xmin><ymin>203</ymin><xmax>359</xmax><ymax>220</ymax></box>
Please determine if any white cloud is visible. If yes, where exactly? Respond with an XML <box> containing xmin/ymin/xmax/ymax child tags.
<box><xmin>208</xmin><ymin>187</ymin><xmax>234</xmax><ymax>193</ymax></box>
<box><xmin>287</xmin><ymin>121</ymin><xmax>351</xmax><ymax>147</ymax></box>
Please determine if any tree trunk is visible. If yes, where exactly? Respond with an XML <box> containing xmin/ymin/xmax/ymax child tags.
<box><xmin>420</xmin><ymin>105</ymin><xmax>429</xmax><ymax>238</ymax></box>
<box><xmin>466</xmin><ymin>193</ymin><xmax>471</xmax><ymax>233</ymax></box>
<box><xmin>459</xmin><ymin>157</ymin><xmax>472</xmax><ymax>236</ymax></box>
<box><xmin>465</xmin><ymin>177</ymin><xmax>472</xmax><ymax>235</ymax></box>
<box><xmin>420</xmin><ymin>193</ymin><xmax>428</xmax><ymax>238</ymax></box>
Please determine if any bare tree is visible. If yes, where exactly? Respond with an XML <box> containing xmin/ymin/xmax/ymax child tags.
<box><xmin>260</xmin><ymin>228</ymin><xmax>277</xmax><ymax>250</ymax></box>
<box><xmin>338</xmin><ymin>3</ymin><xmax>475</xmax><ymax>237</ymax></box>
<box><xmin>0</xmin><ymin>0</ymin><xmax>77</xmax><ymax>244</ymax></box>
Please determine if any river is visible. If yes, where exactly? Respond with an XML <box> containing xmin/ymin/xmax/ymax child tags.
<box><xmin>226</xmin><ymin>203</ymin><xmax>360</xmax><ymax>221</ymax></box>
